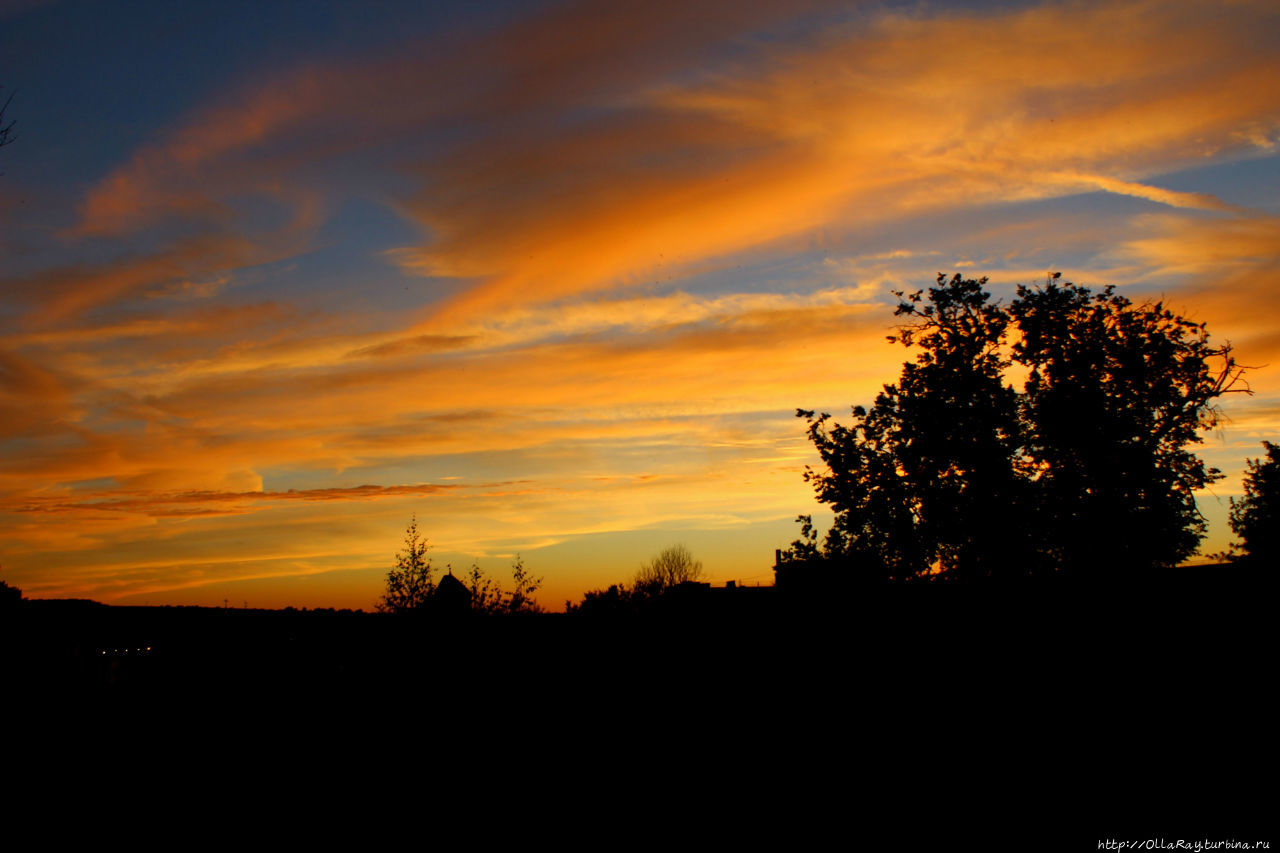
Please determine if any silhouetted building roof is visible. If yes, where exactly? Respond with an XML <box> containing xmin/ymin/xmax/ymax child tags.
<box><xmin>435</xmin><ymin>572</ymin><xmax>472</xmax><ymax>614</ymax></box>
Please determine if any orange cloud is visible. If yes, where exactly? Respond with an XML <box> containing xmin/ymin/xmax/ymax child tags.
<box><xmin>1115</xmin><ymin>213</ymin><xmax>1280</xmax><ymax>372</ymax></box>
<box><xmin>7</xmin><ymin>0</ymin><xmax>1279</xmax><ymax>606</ymax></box>
<box><xmin>0</xmin><ymin>278</ymin><xmax>891</xmax><ymax>525</ymax></box>
<box><xmin>0</xmin><ymin>347</ymin><xmax>79</xmax><ymax>440</ymax></box>
<box><xmin>61</xmin><ymin>0</ymin><xmax>1280</xmax><ymax>333</ymax></box>
<box><xmin>14</xmin><ymin>482</ymin><xmax>466</xmax><ymax>518</ymax></box>
<box><xmin>392</xmin><ymin>0</ymin><xmax>1280</xmax><ymax>328</ymax></box>
<box><xmin>9</xmin><ymin>237</ymin><xmax>245</xmax><ymax>324</ymax></box>
<box><xmin>73</xmin><ymin>0</ymin><xmax>836</xmax><ymax>235</ymax></box>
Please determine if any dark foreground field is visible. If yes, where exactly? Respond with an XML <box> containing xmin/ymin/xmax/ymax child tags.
<box><xmin>4</xmin><ymin>568</ymin><xmax>1270</xmax><ymax>843</ymax></box>
<box><xmin>6</xmin><ymin>566</ymin><xmax>1270</xmax><ymax>704</ymax></box>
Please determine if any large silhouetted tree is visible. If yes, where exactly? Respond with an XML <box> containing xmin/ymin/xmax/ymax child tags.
<box><xmin>1010</xmin><ymin>279</ymin><xmax>1245</xmax><ymax>574</ymax></box>
<box><xmin>789</xmin><ymin>273</ymin><xmax>1247</xmax><ymax>582</ymax></box>
<box><xmin>1225</xmin><ymin>441</ymin><xmax>1279</xmax><ymax>567</ymax></box>
<box><xmin>792</xmin><ymin>276</ymin><xmax>1039</xmax><ymax>581</ymax></box>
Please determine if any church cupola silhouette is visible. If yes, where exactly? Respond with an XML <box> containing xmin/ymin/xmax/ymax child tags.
<box><xmin>435</xmin><ymin>569</ymin><xmax>472</xmax><ymax>615</ymax></box>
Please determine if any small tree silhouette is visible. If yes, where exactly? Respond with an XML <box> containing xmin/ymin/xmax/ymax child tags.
<box><xmin>466</xmin><ymin>562</ymin><xmax>504</xmax><ymax>614</ymax></box>
<box><xmin>1225</xmin><ymin>441</ymin><xmax>1279</xmax><ymax>566</ymax></box>
<box><xmin>377</xmin><ymin>516</ymin><xmax>436</xmax><ymax>613</ymax></box>
<box><xmin>467</xmin><ymin>555</ymin><xmax>543</xmax><ymax>614</ymax></box>
<box><xmin>506</xmin><ymin>555</ymin><xmax>543</xmax><ymax>613</ymax></box>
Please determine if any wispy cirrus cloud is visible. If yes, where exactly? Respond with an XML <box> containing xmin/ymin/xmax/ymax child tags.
<box><xmin>59</xmin><ymin>0</ymin><xmax>1280</xmax><ymax>330</ymax></box>
<box><xmin>16</xmin><ymin>482</ymin><xmax>466</xmax><ymax>516</ymax></box>
<box><xmin>399</xmin><ymin>0</ymin><xmax>1280</xmax><ymax>327</ymax></box>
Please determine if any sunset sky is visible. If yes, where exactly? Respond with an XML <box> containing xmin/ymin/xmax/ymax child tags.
<box><xmin>2</xmin><ymin>0</ymin><xmax>1278</xmax><ymax>609</ymax></box>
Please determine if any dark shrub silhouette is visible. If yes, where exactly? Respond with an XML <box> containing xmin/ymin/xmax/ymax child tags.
<box><xmin>566</xmin><ymin>583</ymin><xmax>636</xmax><ymax>616</ymax></box>
<box><xmin>569</xmin><ymin>545</ymin><xmax>704</xmax><ymax>614</ymax></box>
<box><xmin>787</xmin><ymin>273</ymin><xmax>1248</xmax><ymax>582</ymax></box>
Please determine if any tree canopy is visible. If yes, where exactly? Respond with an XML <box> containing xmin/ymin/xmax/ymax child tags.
<box><xmin>786</xmin><ymin>273</ymin><xmax>1248</xmax><ymax>582</ymax></box>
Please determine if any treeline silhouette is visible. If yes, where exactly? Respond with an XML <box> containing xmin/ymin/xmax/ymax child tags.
<box><xmin>565</xmin><ymin>544</ymin><xmax>717</xmax><ymax>616</ymax></box>
<box><xmin>3</xmin><ymin>273</ymin><xmax>1275</xmax><ymax>709</ymax></box>
<box><xmin>375</xmin><ymin>514</ymin><xmax>543</xmax><ymax>617</ymax></box>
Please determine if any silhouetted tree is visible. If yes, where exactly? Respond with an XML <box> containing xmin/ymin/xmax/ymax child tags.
<box><xmin>794</xmin><ymin>275</ymin><xmax>1038</xmax><ymax>581</ymax></box>
<box><xmin>467</xmin><ymin>555</ymin><xmax>543</xmax><ymax>614</ymax></box>
<box><xmin>1225</xmin><ymin>441</ymin><xmax>1279</xmax><ymax>566</ymax></box>
<box><xmin>377</xmin><ymin>516</ymin><xmax>436</xmax><ymax>613</ymax></box>
<box><xmin>467</xmin><ymin>562</ymin><xmax>505</xmax><ymax>615</ymax></box>
<box><xmin>569</xmin><ymin>545</ymin><xmax>703</xmax><ymax>614</ymax></box>
<box><xmin>791</xmin><ymin>273</ymin><xmax>1247</xmax><ymax>582</ymax></box>
<box><xmin>1010</xmin><ymin>278</ymin><xmax>1246</xmax><ymax>574</ymax></box>
<box><xmin>634</xmin><ymin>544</ymin><xmax>703</xmax><ymax>595</ymax></box>
<box><xmin>506</xmin><ymin>555</ymin><xmax>543</xmax><ymax>613</ymax></box>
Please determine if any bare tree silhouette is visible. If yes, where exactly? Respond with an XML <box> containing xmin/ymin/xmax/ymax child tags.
<box><xmin>634</xmin><ymin>544</ymin><xmax>703</xmax><ymax>595</ymax></box>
